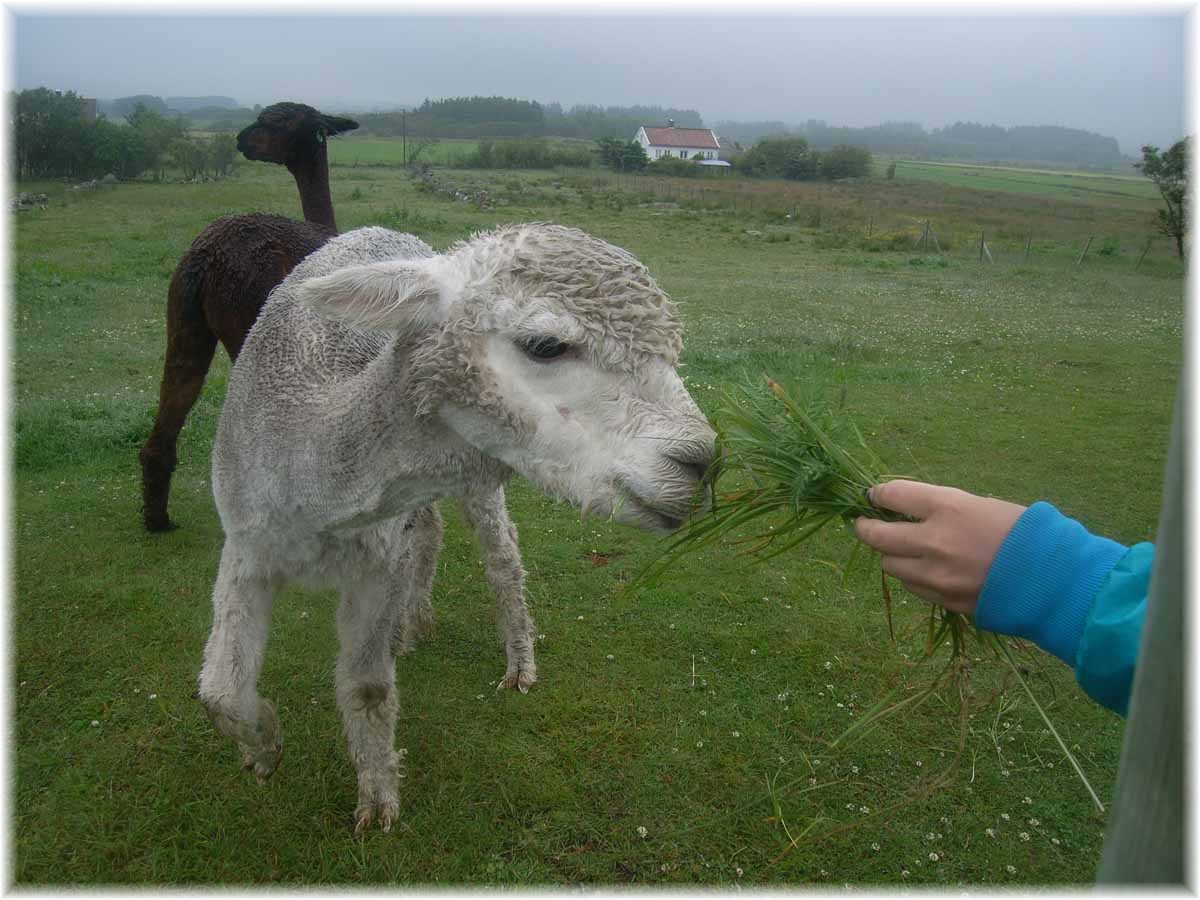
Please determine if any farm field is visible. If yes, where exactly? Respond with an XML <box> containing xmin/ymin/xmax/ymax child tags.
<box><xmin>879</xmin><ymin>158</ymin><xmax>1159</xmax><ymax>207</ymax></box>
<box><xmin>329</xmin><ymin>135</ymin><xmax>483</xmax><ymax>167</ymax></box>
<box><xmin>12</xmin><ymin>160</ymin><xmax>1183</xmax><ymax>886</ymax></box>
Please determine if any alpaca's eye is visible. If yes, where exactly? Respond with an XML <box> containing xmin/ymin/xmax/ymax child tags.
<box><xmin>521</xmin><ymin>336</ymin><xmax>571</xmax><ymax>361</ymax></box>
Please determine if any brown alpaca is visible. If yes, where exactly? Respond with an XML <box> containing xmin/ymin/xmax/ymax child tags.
<box><xmin>139</xmin><ymin>102</ymin><xmax>357</xmax><ymax>532</ymax></box>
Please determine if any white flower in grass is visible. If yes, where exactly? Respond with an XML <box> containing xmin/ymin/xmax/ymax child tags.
<box><xmin>915</xmin><ymin>760</ymin><xmax>923</xmax><ymax>768</ymax></box>
<box><xmin>1001</xmin><ymin>813</ymin><xmax>1010</xmax><ymax>821</ymax></box>
<box><xmin>871</xmin><ymin>843</ymin><xmax>880</xmax><ymax>851</ymax></box>
<box><xmin>824</xmin><ymin>661</ymin><xmax>832</xmax><ymax>670</ymax></box>
<box><xmin>1051</xmin><ymin>837</ymin><xmax>1061</xmax><ymax>846</ymax></box>
<box><xmin>901</xmin><ymin>870</ymin><xmax>910</xmax><ymax>878</ymax></box>
<box><xmin>731</xmin><ymin>731</ymin><xmax>740</xmax><ymax>738</ymax></box>
<box><xmin>1006</xmin><ymin>865</ymin><xmax>1017</xmax><ymax>874</ymax></box>
<box><xmin>637</xmin><ymin>826</ymin><xmax>648</xmax><ymax>839</ymax></box>
<box><xmin>90</xmin><ymin>720</ymin><xmax>99</xmax><ymax>727</ymax></box>
<box><xmin>929</xmin><ymin>852</ymin><xmax>939</xmax><ymax>862</ymax></box>
<box><xmin>985</xmin><ymin>828</ymin><xmax>995</xmax><ymax>838</ymax></box>
<box><xmin>850</xmin><ymin>765</ymin><xmax>859</xmax><ymax>774</ymax></box>
<box><xmin>1022</xmin><ymin>796</ymin><xmax>1033</xmax><ymax>805</ymax></box>
<box><xmin>1029</xmin><ymin>818</ymin><xmax>1040</xmax><ymax>827</ymax></box>
<box><xmin>148</xmin><ymin>693</ymin><xmax>157</xmax><ymax>700</ymax></box>
<box><xmin>1019</xmin><ymin>832</ymin><xmax>1031</xmax><ymax>841</ymax></box>
<box><xmin>606</xmin><ymin>654</ymin><xmax>614</xmax><ymax>660</ymax></box>
<box><xmin>735</xmin><ymin>867</ymin><xmax>743</xmax><ymax>877</ymax></box>
<box><xmin>859</xmin><ymin>806</ymin><xmax>870</xmax><ymax>814</ymax></box>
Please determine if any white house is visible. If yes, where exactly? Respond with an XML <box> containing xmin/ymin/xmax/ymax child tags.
<box><xmin>634</xmin><ymin>123</ymin><xmax>730</xmax><ymax>165</ymax></box>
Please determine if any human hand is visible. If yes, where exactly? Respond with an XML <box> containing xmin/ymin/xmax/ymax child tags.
<box><xmin>853</xmin><ymin>480</ymin><xmax>1027</xmax><ymax>614</ymax></box>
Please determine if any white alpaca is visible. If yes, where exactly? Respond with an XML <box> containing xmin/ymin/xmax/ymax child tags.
<box><xmin>198</xmin><ymin>223</ymin><xmax>715</xmax><ymax>832</ymax></box>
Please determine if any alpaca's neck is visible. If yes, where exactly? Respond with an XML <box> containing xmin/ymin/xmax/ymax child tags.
<box><xmin>287</xmin><ymin>143</ymin><xmax>337</xmax><ymax>231</ymax></box>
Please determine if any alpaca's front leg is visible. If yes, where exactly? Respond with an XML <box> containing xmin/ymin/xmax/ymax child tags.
<box><xmin>336</xmin><ymin>578</ymin><xmax>404</xmax><ymax>833</ymax></box>
<box><xmin>198</xmin><ymin>542</ymin><xmax>282</xmax><ymax>782</ymax></box>
<box><xmin>460</xmin><ymin>486</ymin><xmax>537</xmax><ymax>693</ymax></box>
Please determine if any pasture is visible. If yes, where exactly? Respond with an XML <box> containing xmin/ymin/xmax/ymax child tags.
<box><xmin>877</xmin><ymin>159</ymin><xmax>1157</xmax><ymax>207</ymax></box>
<box><xmin>12</xmin><ymin>155</ymin><xmax>1182</xmax><ymax>885</ymax></box>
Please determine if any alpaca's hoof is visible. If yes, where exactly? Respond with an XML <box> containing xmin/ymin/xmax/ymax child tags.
<box><xmin>145</xmin><ymin>515</ymin><xmax>178</xmax><ymax>533</ymax></box>
<box><xmin>498</xmin><ymin>665</ymin><xmax>537</xmax><ymax>694</ymax></box>
<box><xmin>354</xmin><ymin>796</ymin><xmax>399</xmax><ymax>834</ymax></box>
<box><xmin>241</xmin><ymin>739</ymin><xmax>283</xmax><ymax>784</ymax></box>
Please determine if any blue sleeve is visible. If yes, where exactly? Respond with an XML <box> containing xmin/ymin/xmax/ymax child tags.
<box><xmin>976</xmin><ymin>501</ymin><xmax>1152</xmax><ymax>715</ymax></box>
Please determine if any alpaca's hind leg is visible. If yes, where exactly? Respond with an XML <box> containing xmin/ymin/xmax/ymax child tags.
<box><xmin>392</xmin><ymin>506</ymin><xmax>443</xmax><ymax>655</ymax></box>
<box><xmin>460</xmin><ymin>487</ymin><xmax>537</xmax><ymax>693</ymax></box>
<box><xmin>198</xmin><ymin>542</ymin><xmax>281</xmax><ymax>782</ymax></box>
<box><xmin>139</xmin><ymin>293</ymin><xmax>218</xmax><ymax>532</ymax></box>
<box><xmin>336</xmin><ymin>576</ymin><xmax>404</xmax><ymax>833</ymax></box>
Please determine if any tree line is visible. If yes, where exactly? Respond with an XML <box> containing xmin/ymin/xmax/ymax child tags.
<box><xmin>715</xmin><ymin>119</ymin><xmax>1128</xmax><ymax>170</ymax></box>
<box><xmin>595</xmin><ymin>135</ymin><xmax>872</xmax><ymax>181</ymax></box>
<box><xmin>353</xmin><ymin>96</ymin><xmax>705</xmax><ymax>141</ymax></box>
<box><xmin>13</xmin><ymin>88</ymin><xmax>238</xmax><ymax>181</ymax></box>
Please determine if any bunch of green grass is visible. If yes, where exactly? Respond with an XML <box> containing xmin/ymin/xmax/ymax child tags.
<box><xmin>636</xmin><ymin>376</ymin><xmax>1105</xmax><ymax>814</ymax></box>
<box><xmin>637</xmin><ymin>376</ymin><xmax>904</xmax><ymax>586</ymax></box>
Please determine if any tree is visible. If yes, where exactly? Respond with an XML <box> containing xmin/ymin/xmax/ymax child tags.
<box><xmin>817</xmin><ymin>144</ymin><xmax>873</xmax><ymax>180</ymax></box>
<box><xmin>1137</xmin><ymin>139</ymin><xmax>1188</xmax><ymax>260</ymax></box>
<box><xmin>127</xmin><ymin>103</ymin><xmax>186</xmax><ymax>180</ymax></box>
<box><xmin>14</xmin><ymin>87</ymin><xmax>92</xmax><ymax>178</ymax></box>
<box><xmin>208</xmin><ymin>132</ymin><xmax>238</xmax><ymax>176</ymax></box>
<box><xmin>738</xmin><ymin>136</ymin><xmax>815</xmax><ymax>179</ymax></box>
<box><xmin>594</xmin><ymin>137</ymin><xmax>648</xmax><ymax>173</ymax></box>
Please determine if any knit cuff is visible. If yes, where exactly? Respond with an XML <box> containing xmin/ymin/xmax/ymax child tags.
<box><xmin>976</xmin><ymin>501</ymin><xmax>1128</xmax><ymax>665</ymax></box>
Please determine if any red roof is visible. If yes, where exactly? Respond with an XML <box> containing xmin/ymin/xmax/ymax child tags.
<box><xmin>641</xmin><ymin>126</ymin><xmax>720</xmax><ymax>149</ymax></box>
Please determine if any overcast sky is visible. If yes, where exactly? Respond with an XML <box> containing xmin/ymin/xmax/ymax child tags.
<box><xmin>10</xmin><ymin>11</ymin><xmax>1187</xmax><ymax>155</ymax></box>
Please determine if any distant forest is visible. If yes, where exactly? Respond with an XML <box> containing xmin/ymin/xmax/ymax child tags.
<box><xmin>715</xmin><ymin>119</ymin><xmax>1128</xmax><ymax>169</ymax></box>
<box><xmin>353</xmin><ymin>97</ymin><xmax>704</xmax><ymax>141</ymax></box>
<box><xmin>95</xmin><ymin>92</ymin><xmax>1131</xmax><ymax>169</ymax></box>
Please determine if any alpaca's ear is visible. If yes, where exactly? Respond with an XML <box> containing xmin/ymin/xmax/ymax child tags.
<box><xmin>296</xmin><ymin>259</ymin><xmax>450</xmax><ymax>334</ymax></box>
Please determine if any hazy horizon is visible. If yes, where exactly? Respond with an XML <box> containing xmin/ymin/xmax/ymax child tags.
<box><xmin>12</xmin><ymin>13</ymin><xmax>1187</xmax><ymax>156</ymax></box>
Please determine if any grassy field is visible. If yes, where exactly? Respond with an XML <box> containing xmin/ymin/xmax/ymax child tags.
<box><xmin>12</xmin><ymin>159</ymin><xmax>1183</xmax><ymax>886</ymax></box>
<box><xmin>879</xmin><ymin>159</ymin><xmax>1159</xmax><ymax>207</ymax></box>
<box><xmin>329</xmin><ymin>135</ymin><xmax>482</xmax><ymax>167</ymax></box>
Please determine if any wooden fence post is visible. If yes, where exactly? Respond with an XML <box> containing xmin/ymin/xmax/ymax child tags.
<box><xmin>1136</xmin><ymin>237</ymin><xmax>1154</xmax><ymax>270</ymax></box>
<box><xmin>1077</xmin><ymin>235</ymin><xmax>1095</xmax><ymax>266</ymax></box>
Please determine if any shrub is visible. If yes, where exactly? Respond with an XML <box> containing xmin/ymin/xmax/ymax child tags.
<box><xmin>463</xmin><ymin>138</ymin><xmax>593</xmax><ymax>170</ymax></box>
<box><xmin>646</xmin><ymin>156</ymin><xmax>702</xmax><ymax>178</ymax></box>
<box><xmin>818</xmin><ymin>144</ymin><xmax>873</xmax><ymax>180</ymax></box>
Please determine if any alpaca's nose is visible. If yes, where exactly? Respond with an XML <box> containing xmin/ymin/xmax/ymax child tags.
<box><xmin>666</xmin><ymin>424</ymin><xmax>717</xmax><ymax>482</ymax></box>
